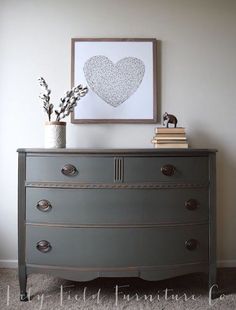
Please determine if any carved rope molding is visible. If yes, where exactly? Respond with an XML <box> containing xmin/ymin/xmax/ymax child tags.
<box><xmin>25</xmin><ymin>181</ymin><xmax>209</xmax><ymax>189</ymax></box>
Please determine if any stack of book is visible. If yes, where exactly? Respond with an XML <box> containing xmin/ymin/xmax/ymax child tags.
<box><xmin>152</xmin><ymin>127</ymin><xmax>188</xmax><ymax>148</ymax></box>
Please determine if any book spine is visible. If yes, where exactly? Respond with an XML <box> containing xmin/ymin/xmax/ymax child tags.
<box><xmin>155</xmin><ymin>129</ymin><xmax>185</xmax><ymax>134</ymax></box>
<box><xmin>154</xmin><ymin>134</ymin><xmax>186</xmax><ymax>137</ymax></box>
<box><xmin>151</xmin><ymin>139</ymin><xmax>188</xmax><ymax>144</ymax></box>
<box><xmin>154</xmin><ymin>144</ymin><xmax>189</xmax><ymax>149</ymax></box>
<box><xmin>153</xmin><ymin>137</ymin><xmax>187</xmax><ymax>141</ymax></box>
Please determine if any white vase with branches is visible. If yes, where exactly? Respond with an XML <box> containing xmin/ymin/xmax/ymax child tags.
<box><xmin>38</xmin><ymin>77</ymin><xmax>88</xmax><ymax>148</ymax></box>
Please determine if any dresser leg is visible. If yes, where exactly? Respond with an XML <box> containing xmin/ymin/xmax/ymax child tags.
<box><xmin>19</xmin><ymin>267</ymin><xmax>28</xmax><ymax>302</ymax></box>
<box><xmin>209</xmin><ymin>268</ymin><xmax>219</xmax><ymax>299</ymax></box>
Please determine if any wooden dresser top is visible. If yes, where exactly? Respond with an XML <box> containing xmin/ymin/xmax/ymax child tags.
<box><xmin>17</xmin><ymin>148</ymin><xmax>217</xmax><ymax>155</ymax></box>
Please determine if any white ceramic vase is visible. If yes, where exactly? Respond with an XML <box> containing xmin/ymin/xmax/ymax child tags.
<box><xmin>44</xmin><ymin>121</ymin><xmax>66</xmax><ymax>148</ymax></box>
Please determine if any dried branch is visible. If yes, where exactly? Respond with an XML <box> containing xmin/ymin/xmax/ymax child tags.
<box><xmin>55</xmin><ymin>85</ymin><xmax>88</xmax><ymax>121</ymax></box>
<box><xmin>38</xmin><ymin>77</ymin><xmax>88</xmax><ymax>122</ymax></box>
<box><xmin>38</xmin><ymin>77</ymin><xmax>53</xmax><ymax>121</ymax></box>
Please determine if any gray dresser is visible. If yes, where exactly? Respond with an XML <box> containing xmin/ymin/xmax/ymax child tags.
<box><xmin>18</xmin><ymin>148</ymin><xmax>217</xmax><ymax>301</ymax></box>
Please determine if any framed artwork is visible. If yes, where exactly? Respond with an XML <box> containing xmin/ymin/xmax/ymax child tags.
<box><xmin>71</xmin><ymin>38</ymin><xmax>157</xmax><ymax>123</ymax></box>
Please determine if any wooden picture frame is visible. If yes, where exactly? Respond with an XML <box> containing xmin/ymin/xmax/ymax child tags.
<box><xmin>71</xmin><ymin>38</ymin><xmax>157</xmax><ymax>124</ymax></box>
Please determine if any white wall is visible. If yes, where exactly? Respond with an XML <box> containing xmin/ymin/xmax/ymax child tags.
<box><xmin>0</xmin><ymin>0</ymin><xmax>236</xmax><ymax>266</ymax></box>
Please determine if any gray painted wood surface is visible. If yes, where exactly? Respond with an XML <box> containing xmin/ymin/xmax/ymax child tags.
<box><xmin>26</xmin><ymin>156</ymin><xmax>114</xmax><ymax>182</ymax></box>
<box><xmin>18</xmin><ymin>152</ymin><xmax>28</xmax><ymax>301</ymax></box>
<box><xmin>208</xmin><ymin>153</ymin><xmax>217</xmax><ymax>297</ymax></box>
<box><xmin>124</xmin><ymin>156</ymin><xmax>209</xmax><ymax>183</ymax></box>
<box><xmin>26</xmin><ymin>225</ymin><xmax>208</xmax><ymax>267</ymax></box>
<box><xmin>27</xmin><ymin>263</ymin><xmax>209</xmax><ymax>282</ymax></box>
<box><xmin>17</xmin><ymin>148</ymin><xmax>217</xmax><ymax>300</ymax></box>
<box><xmin>26</xmin><ymin>188</ymin><xmax>209</xmax><ymax>224</ymax></box>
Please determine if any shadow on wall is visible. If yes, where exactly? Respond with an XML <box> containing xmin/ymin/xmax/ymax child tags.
<box><xmin>189</xmin><ymin>128</ymin><xmax>236</xmax><ymax>262</ymax></box>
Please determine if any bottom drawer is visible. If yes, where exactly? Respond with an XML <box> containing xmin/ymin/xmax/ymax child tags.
<box><xmin>26</xmin><ymin>225</ymin><xmax>208</xmax><ymax>268</ymax></box>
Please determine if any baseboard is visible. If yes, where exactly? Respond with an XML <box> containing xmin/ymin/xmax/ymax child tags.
<box><xmin>217</xmin><ymin>260</ymin><xmax>236</xmax><ymax>268</ymax></box>
<box><xmin>0</xmin><ymin>260</ymin><xmax>236</xmax><ymax>269</ymax></box>
<box><xmin>0</xmin><ymin>260</ymin><xmax>17</xmax><ymax>268</ymax></box>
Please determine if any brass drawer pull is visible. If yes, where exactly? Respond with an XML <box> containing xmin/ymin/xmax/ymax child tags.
<box><xmin>36</xmin><ymin>240</ymin><xmax>52</xmax><ymax>253</ymax></box>
<box><xmin>185</xmin><ymin>199</ymin><xmax>199</xmax><ymax>211</ymax></box>
<box><xmin>61</xmin><ymin>164</ymin><xmax>78</xmax><ymax>176</ymax></box>
<box><xmin>161</xmin><ymin>164</ymin><xmax>176</xmax><ymax>176</ymax></box>
<box><xmin>36</xmin><ymin>200</ymin><xmax>52</xmax><ymax>212</ymax></box>
<box><xmin>185</xmin><ymin>239</ymin><xmax>198</xmax><ymax>251</ymax></box>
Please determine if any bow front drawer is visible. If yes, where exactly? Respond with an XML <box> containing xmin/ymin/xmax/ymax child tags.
<box><xmin>26</xmin><ymin>225</ymin><xmax>208</xmax><ymax>267</ymax></box>
<box><xmin>26</xmin><ymin>156</ymin><xmax>114</xmax><ymax>183</ymax></box>
<box><xmin>26</xmin><ymin>188</ymin><xmax>209</xmax><ymax>225</ymax></box>
<box><xmin>124</xmin><ymin>156</ymin><xmax>209</xmax><ymax>183</ymax></box>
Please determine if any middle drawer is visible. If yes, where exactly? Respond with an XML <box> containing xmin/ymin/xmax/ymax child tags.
<box><xmin>26</xmin><ymin>188</ymin><xmax>208</xmax><ymax>225</ymax></box>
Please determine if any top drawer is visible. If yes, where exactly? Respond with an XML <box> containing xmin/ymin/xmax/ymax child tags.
<box><xmin>26</xmin><ymin>155</ymin><xmax>114</xmax><ymax>183</ymax></box>
<box><xmin>124</xmin><ymin>156</ymin><xmax>209</xmax><ymax>183</ymax></box>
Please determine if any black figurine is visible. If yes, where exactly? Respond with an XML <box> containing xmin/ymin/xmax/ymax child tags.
<box><xmin>163</xmin><ymin>112</ymin><xmax>178</xmax><ymax>128</ymax></box>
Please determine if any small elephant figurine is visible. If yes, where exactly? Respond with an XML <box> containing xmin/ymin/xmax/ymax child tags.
<box><xmin>163</xmin><ymin>112</ymin><xmax>178</xmax><ymax>128</ymax></box>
